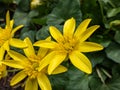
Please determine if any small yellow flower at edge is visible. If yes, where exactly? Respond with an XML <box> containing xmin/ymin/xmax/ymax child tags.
<box><xmin>34</xmin><ymin>17</ymin><xmax>104</xmax><ymax>74</ymax></box>
<box><xmin>0</xmin><ymin>11</ymin><xmax>27</xmax><ymax>61</ymax></box>
<box><xmin>31</xmin><ymin>0</ymin><xmax>43</xmax><ymax>9</ymax></box>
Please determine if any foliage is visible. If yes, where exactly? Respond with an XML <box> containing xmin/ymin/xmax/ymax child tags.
<box><xmin>0</xmin><ymin>0</ymin><xmax>120</xmax><ymax>90</ymax></box>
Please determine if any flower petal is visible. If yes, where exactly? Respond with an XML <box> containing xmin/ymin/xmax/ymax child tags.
<box><xmin>23</xmin><ymin>37</ymin><xmax>35</xmax><ymax>57</ymax></box>
<box><xmin>8</xmin><ymin>50</ymin><xmax>28</xmax><ymax>62</ymax></box>
<box><xmin>78</xmin><ymin>42</ymin><xmax>104</xmax><ymax>52</ymax></box>
<box><xmin>80</xmin><ymin>25</ymin><xmax>100</xmax><ymax>42</ymax></box>
<box><xmin>11</xmin><ymin>25</ymin><xmax>24</xmax><ymax>37</ymax></box>
<box><xmin>69</xmin><ymin>51</ymin><xmax>92</xmax><ymax>74</ymax></box>
<box><xmin>48</xmin><ymin>52</ymin><xmax>67</xmax><ymax>74</ymax></box>
<box><xmin>10</xmin><ymin>38</ymin><xmax>27</xmax><ymax>48</ymax></box>
<box><xmin>2</xmin><ymin>40</ymin><xmax>9</xmax><ymax>51</ymax></box>
<box><xmin>49</xmin><ymin>26</ymin><xmax>64</xmax><ymax>42</ymax></box>
<box><xmin>37</xmin><ymin>73</ymin><xmax>52</xmax><ymax>90</ymax></box>
<box><xmin>38</xmin><ymin>51</ymin><xmax>57</xmax><ymax>71</ymax></box>
<box><xmin>37</xmin><ymin>37</ymin><xmax>51</xmax><ymax>58</ymax></box>
<box><xmin>2</xmin><ymin>60</ymin><xmax>24</xmax><ymax>69</ymax></box>
<box><xmin>10</xmin><ymin>20</ymin><xmax>14</xmax><ymax>29</ymax></box>
<box><xmin>74</xmin><ymin>19</ymin><xmax>91</xmax><ymax>40</ymax></box>
<box><xmin>37</xmin><ymin>47</ymin><xmax>49</xmax><ymax>59</ymax></box>
<box><xmin>0</xmin><ymin>47</ymin><xmax>5</xmax><ymax>61</ymax></box>
<box><xmin>25</xmin><ymin>78</ymin><xmax>38</xmax><ymax>90</ymax></box>
<box><xmin>51</xmin><ymin>65</ymin><xmax>68</xmax><ymax>74</ymax></box>
<box><xmin>6</xmin><ymin>11</ymin><xmax>10</xmax><ymax>28</ymax></box>
<box><xmin>10</xmin><ymin>70</ymin><xmax>27</xmax><ymax>86</ymax></box>
<box><xmin>34</xmin><ymin>40</ymin><xmax>58</xmax><ymax>49</ymax></box>
<box><xmin>63</xmin><ymin>17</ymin><xmax>75</xmax><ymax>38</ymax></box>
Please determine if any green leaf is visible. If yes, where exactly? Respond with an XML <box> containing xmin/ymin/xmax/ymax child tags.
<box><xmin>110</xmin><ymin>20</ymin><xmax>120</xmax><ymax>31</ymax></box>
<box><xmin>49</xmin><ymin>73</ymin><xmax>68</xmax><ymax>90</ymax></box>
<box><xmin>32</xmin><ymin>16</ymin><xmax>47</xmax><ymax>25</ymax></box>
<box><xmin>17</xmin><ymin>0</ymin><xmax>30</xmax><ymax>11</ymax></box>
<box><xmin>90</xmin><ymin>74</ymin><xmax>120</xmax><ymax>90</ymax></box>
<box><xmin>20</xmin><ymin>30</ymin><xmax>36</xmax><ymax>43</ymax></box>
<box><xmin>86</xmin><ymin>52</ymin><xmax>105</xmax><ymax>67</ymax></box>
<box><xmin>105</xmin><ymin>42</ymin><xmax>120</xmax><ymax>63</ymax></box>
<box><xmin>13</xmin><ymin>9</ymin><xmax>39</xmax><ymax>26</ymax></box>
<box><xmin>114</xmin><ymin>31</ymin><xmax>120</xmax><ymax>44</ymax></box>
<box><xmin>47</xmin><ymin>0</ymin><xmax>82</xmax><ymax>25</ymax></box>
<box><xmin>36</xmin><ymin>26</ymin><xmax>50</xmax><ymax>40</ymax></box>
<box><xmin>81</xmin><ymin>0</ymin><xmax>103</xmax><ymax>24</ymax></box>
<box><xmin>107</xmin><ymin>7</ymin><xmax>120</xmax><ymax>18</ymax></box>
<box><xmin>65</xmin><ymin>65</ymin><xmax>91</xmax><ymax>90</ymax></box>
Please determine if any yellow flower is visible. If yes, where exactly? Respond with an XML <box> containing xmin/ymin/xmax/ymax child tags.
<box><xmin>0</xmin><ymin>64</ymin><xmax>7</xmax><ymax>79</ymax></box>
<box><xmin>0</xmin><ymin>11</ymin><xmax>27</xmax><ymax>61</ymax></box>
<box><xmin>0</xmin><ymin>54</ymin><xmax>10</xmax><ymax>79</ymax></box>
<box><xmin>2</xmin><ymin>37</ymin><xmax>67</xmax><ymax>90</ymax></box>
<box><xmin>34</xmin><ymin>18</ymin><xmax>104</xmax><ymax>74</ymax></box>
<box><xmin>31</xmin><ymin>0</ymin><xmax>42</xmax><ymax>9</ymax></box>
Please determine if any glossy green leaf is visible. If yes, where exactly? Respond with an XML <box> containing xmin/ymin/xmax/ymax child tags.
<box><xmin>65</xmin><ymin>65</ymin><xmax>91</xmax><ymax>90</ymax></box>
<box><xmin>13</xmin><ymin>10</ymin><xmax>39</xmax><ymax>26</ymax></box>
<box><xmin>49</xmin><ymin>73</ymin><xmax>68</xmax><ymax>90</ymax></box>
<box><xmin>106</xmin><ymin>42</ymin><xmax>120</xmax><ymax>63</ymax></box>
<box><xmin>36</xmin><ymin>26</ymin><xmax>50</xmax><ymax>40</ymax></box>
<box><xmin>47</xmin><ymin>0</ymin><xmax>82</xmax><ymax>25</ymax></box>
<box><xmin>90</xmin><ymin>73</ymin><xmax>120</xmax><ymax>90</ymax></box>
<box><xmin>86</xmin><ymin>52</ymin><xmax>105</xmax><ymax>67</ymax></box>
<box><xmin>114</xmin><ymin>31</ymin><xmax>120</xmax><ymax>44</ymax></box>
<box><xmin>17</xmin><ymin>0</ymin><xmax>30</xmax><ymax>12</ymax></box>
<box><xmin>107</xmin><ymin>7</ymin><xmax>120</xmax><ymax>18</ymax></box>
<box><xmin>20</xmin><ymin>30</ymin><xmax>36</xmax><ymax>43</ymax></box>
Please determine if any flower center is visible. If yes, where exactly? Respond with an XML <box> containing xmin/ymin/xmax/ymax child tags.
<box><xmin>24</xmin><ymin>55</ymin><xmax>42</xmax><ymax>79</ymax></box>
<box><xmin>0</xmin><ymin>29</ymin><xmax>11</xmax><ymax>46</ymax></box>
<box><xmin>59</xmin><ymin>37</ymin><xmax>77</xmax><ymax>53</ymax></box>
<box><xmin>24</xmin><ymin>62</ymin><xmax>39</xmax><ymax>79</ymax></box>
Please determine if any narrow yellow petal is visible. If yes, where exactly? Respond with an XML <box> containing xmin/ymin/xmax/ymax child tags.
<box><xmin>2</xmin><ymin>60</ymin><xmax>24</xmax><ymax>69</ymax></box>
<box><xmin>51</xmin><ymin>65</ymin><xmax>68</xmax><ymax>74</ymax></box>
<box><xmin>34</xmin><ymin>40</ymin><xmax>58</xmax><ymax>49</ymax></box>
<box><xmin>25</xmin><ymin>78</ymin><xmax>38</xmax><ymax>90</ymax></box>
<box><xmin>37</xmin><ymin>37</ymin><xmax>51</xmax><ymax>58</ymax></box>
<box><xmin>63</xmin><ymin>17</ymin><xmax>75</xmax><ymax>38</ymax></box>
<box><xmin>78</xmin><ymin>42</ymin><xmax>104</xmax><ymax>52</ymax></box>
<box><xmin>37</xmin><ymin>73</ymin><xmax>52</xmax><ymax>90</ymax></box>
<box><xmin>49</xmin><ymin>26</ymin><xmax>64</xmax><ymax>42</ymax></box>
<box><xmin>37</xmin><ymin>47</ymin><xmax>49</xmax><ymax>59</ymax></box>
<box><xmin>80</xmin><ymin>25</ymin><xmax>100</xmax><ymax>42</ymax></box>
<box><xmin>10</xmin><ymin>38</ymin><xmax>27</xmax><ymax>48</ymax></box>
<box><xmin>11</xmin><ymin>25</ymin><xmax>24</xmax><ymax>37</ymax></box>
<box><xmin>23</xmin><ymin>37</ymin><xmax>35</xmax><ymax>57</ymax></box>
<box><xmin>6</xmin><ymin>11</ymin><xmax>10</xmax><ymax>27</ymax></box>
<box><xmin>69</xmin><ymin>51</ymin><xmax>92</xmax><ymax>74</ymax></box>
<box><xmin>48</xmin><ymin>53</ymin><xmax>67</xmax><ymax>74</ymax></box>
<box><xmin>3</xmin><ymin>40</ymin><xmax>9</xmax><ymax>51</ymax></box>
<box><xmin>10</xmin><ymin>70</ymin><xmax>27</xmax><ymax>86</ymax></box>
<box><xmin>74</xmin><ymin>19</ymin><xmax>91</xmax><ymax>40</ymax></box>
<box><xmin>0</xmin><ymin>47</ymin><xmax>5</xmax><ymax>61</ymax></box>
<box><xmin>10</xmin><ymin>20</ymin><xmax>14</xmax><ymax>29</ymax></box>
<box><xmin>8</xmin><ymin>50</ymin><xmax>28</xmax><ymax>62</ymax></box>
<box><xmin>38</xmin><ymin>51</ymin><xmax>57</xmax><ymax>71</ymax></box>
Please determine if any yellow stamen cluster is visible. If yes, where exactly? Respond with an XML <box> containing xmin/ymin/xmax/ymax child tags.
<box><xmin>24</xmin><ymin>65</ymin><xmax>38</xmax><ymax>79</ymax></box>
<box><xmin>58</xmin><ymin>38</ymin><xmax>77</xmax><ymax>53</ymax></box>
